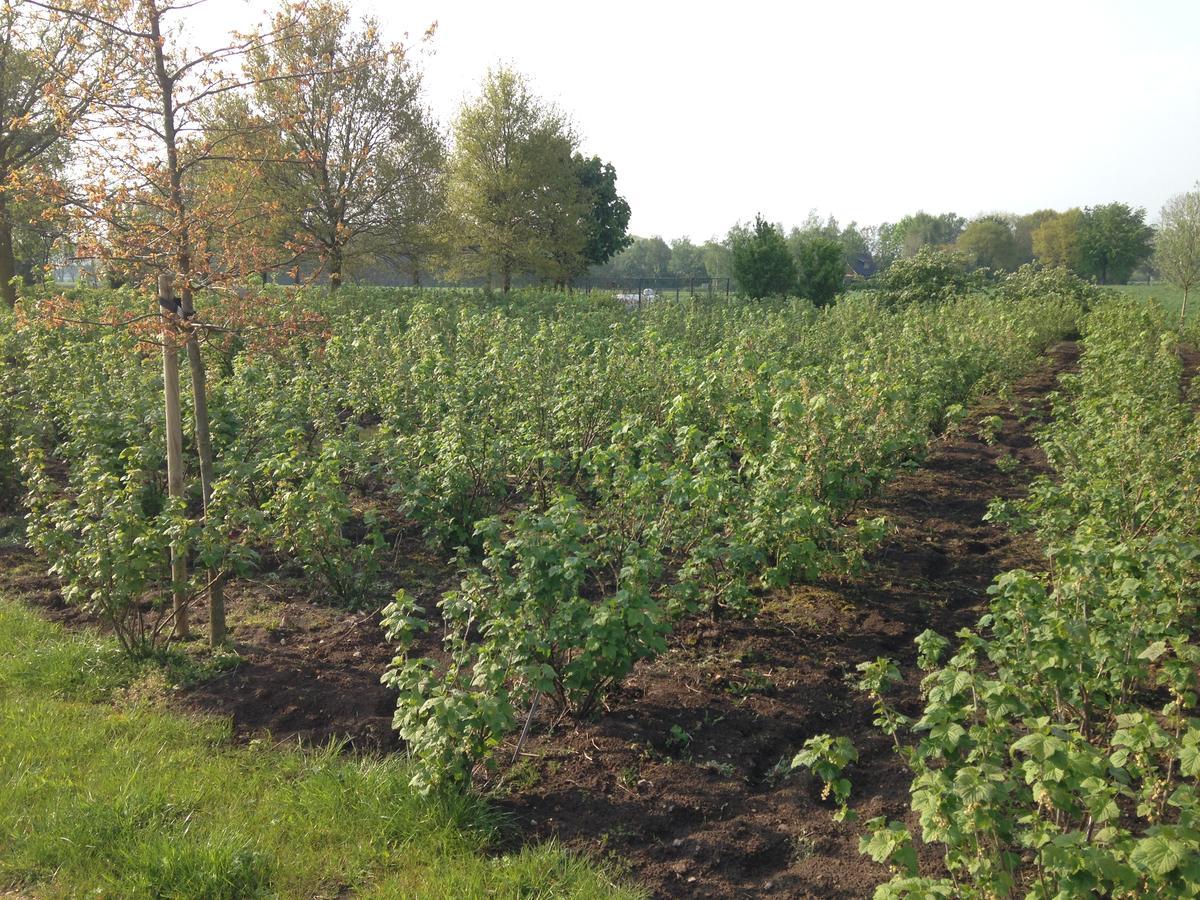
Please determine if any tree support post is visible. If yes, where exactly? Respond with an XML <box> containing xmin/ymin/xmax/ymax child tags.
<box><xmin>160</xmin><ymin>274</ymin><xmax>189</xmax><ymax>640</ymax></box>
<box><xmin>178</xmin><ymin>286</ymin><xmax>226</xmax><ymax>646</ymax></box>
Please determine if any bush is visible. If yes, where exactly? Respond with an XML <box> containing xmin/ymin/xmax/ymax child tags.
<box><xmin>994</xmin><ymin>261</ymin><xmax>1106</xmax><ymax>308</ymax></box>
<box><xmin>260</xmin><ymin>434</ymin><xmax>382</xmax><ymax>608</ymax></box>
<box><xmin>874</xmin><ymin>247</ymin><xmax>976</xmax><ymax>307</ymax></box>
<box><xmin>382</xmin><ymin>496</ymin><xmax>669</xmax><ymax>792</ymax></box>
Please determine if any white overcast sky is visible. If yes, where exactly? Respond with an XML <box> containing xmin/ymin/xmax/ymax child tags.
<box><xmin>192</xmin><ymin>0</ymin><xmax>1200</xmax><ymax>239</ymax></box>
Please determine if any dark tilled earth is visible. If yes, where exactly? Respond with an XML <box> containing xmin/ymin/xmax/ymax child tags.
<box><xmin>2</xmin><ymin>341</ymin><xmax>1094</xmax><ymax>898</ymax></box>
<box><xmin>495</xmin><ymin>342</ymin><xmax>1081</xmax><ymax>898</ymax></box>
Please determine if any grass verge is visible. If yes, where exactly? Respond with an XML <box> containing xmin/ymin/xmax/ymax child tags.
<box><xmin>1108</xmin><ymin>282</ymin><xmax>1195</xmax><ymax>323</ymax></box>
<box><xmin>0</xmin><ymin>599</ymin><xmax>637</xmax><ymax>899</ymax></box>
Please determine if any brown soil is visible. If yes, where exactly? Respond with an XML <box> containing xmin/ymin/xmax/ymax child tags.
<box><xmin>484</xmin><ymin>342</ymin><xmax>1081</xmax><ymax>898</ymax></box>
<box><xmin>0</xmin><ymin>341</ymin><xmax>1084</xmax><ymax>898</ymax></box>
<box><xmin>1180</xmin><ymin>344</ymin><xmax>1200</xmax><ymax>399</ymax></box>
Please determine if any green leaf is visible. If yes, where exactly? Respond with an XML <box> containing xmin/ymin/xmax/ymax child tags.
<box><xmin>1130</xmin><ymin>833</ymin><xmax>1187</xmax><ymax>877</ymax></box>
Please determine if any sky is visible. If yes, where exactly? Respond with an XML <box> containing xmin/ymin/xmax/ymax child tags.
<box><xmin>193</xmin><ymin>0</ymin><xmax>1200</xmax><ymax>239</ymax></box>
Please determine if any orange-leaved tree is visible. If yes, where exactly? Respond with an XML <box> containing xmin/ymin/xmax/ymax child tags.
<box><xmin>33</xmin><ymin>0</ymin><xmax>317</xmax><ymax>645</ymax></box>
<box><xmin>0</xmin><ymin>0</ymin><xmax>106</xmax><ymax>306</ymax></box>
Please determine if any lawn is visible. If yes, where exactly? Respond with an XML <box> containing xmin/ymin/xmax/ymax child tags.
<box><xmin>0</xmin><ymin>599</ymin><xmax>636</xmax><ymax>899</ymax></box>
<box><xmin>1108</xmin><ymin>282</ymin><xmax>1195</xmax><ymax>323</ymax></box>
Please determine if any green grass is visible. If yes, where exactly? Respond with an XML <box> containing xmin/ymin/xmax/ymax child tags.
<box><xmin>0</xmin><ymin>599</ymin><xmax>638</xmax><ymax>899</ymax></box>
<box><xmin>1108</xmin><ymin>282</ymin><xmax>1195</xmax><ymax>323</ymax></box>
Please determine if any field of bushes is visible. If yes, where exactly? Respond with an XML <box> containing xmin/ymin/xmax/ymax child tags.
<box><xmin>1</xmin><ymin>269</ymin><xmax>1197</xmax><ymax>897</ymax></box>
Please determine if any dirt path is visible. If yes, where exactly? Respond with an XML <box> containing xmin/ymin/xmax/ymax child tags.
<box><xmin>0</xmin><ymin>342</ymin><xmax>1082</xmax><ymax>898</ymax></box>
<box><xmin>498</xmin><ymin>341</ymin><xmax>1081</xmax><ymax>898</ymax></box>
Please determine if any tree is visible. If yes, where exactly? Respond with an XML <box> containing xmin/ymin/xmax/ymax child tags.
<box><xmin>1013</xmin><ymin>209</ymin><xmax>1058</xmax><ymax>266</ymax></box>
<box><xmin>1032</xmin><ymin>208</ymin><xmax>1083</xmax><ymax>271</ymax></box>
<box><xmin>891</xmin><ymin>211</ymin><xmax>965</xmax><ymax>258</ymax></box>
<box><xmin>1156</xmin><ymin>185</ymin><xmax>1200</xmax><ymax>324</ymax></box>
<box><xmin>447</xmin><ymin>66</ymin><xmax>587</xmax><ymax>291</ymax></box>
<box><xmin>0</xmin><ymin>0</ymin><xmax>101</xmax><ymax>306</ymax></box>
<box><xmin>701</xmin><ymin>238</ymin><xmax>733</xmax><ymax>281</ymax></box>
<box><xmin>575</xmin><ymin>154</ymin><xmax>630</xmax><ymax>270</ymax></box>
<box><xmin>1078</xmin><ymin>202</ymin><xmax>1153</xmax><ymax>284</ymax></box>
<box><xmin>837</xmin><ymin>222</ymin><xmax>873</xmax><ymax>276</ymax></box>
<box><xmin>668</xmin><ymin>236</ymin><xmax>706</xmax><ymax>280</ymax></box>
<box><xmin>864</xmin><ymin>223</ymin><xmax>900</xmax><ymax>273</ymax></box>
<box><xmin>46</xmin><ymin>0</ymin><xmax>319</xmax><ymax>646</ymax></box>
<box><xmin>242</xmin><ymin>0</ymin><xmax>443</xmax><ymax>289</ymax></box>
<box><xmin>792</xmin><ymin>233</ymin><xmax>843</xmax><ymax>305</ymax></box>
<box><xmin>593</xmin><ymin>235</ymin><xmax>670</xmax><ymax>280</ymax></box>
<box><xmin>731</xmin><ymin>215</ymin><xmax>795</xmax><ymax>299</ymax></box>
<box><xmin>957</xmin><ymin>217</ymin><xmax>1020</xmax><ymax>272</ymax></box>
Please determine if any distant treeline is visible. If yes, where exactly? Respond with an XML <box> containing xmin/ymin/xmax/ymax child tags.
<box><xmin>597</xmin><ymin>204</ymin><xmax>1162</xmax><ymax>290</ymax></box>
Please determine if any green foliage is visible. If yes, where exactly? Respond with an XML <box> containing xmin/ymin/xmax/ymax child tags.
<box><xmin>860</xmin><ymin>818</ymin><xmax>919</xmax><ymax>878</ymax></box>
<box><xmin>792</xmin><ymin>233</ymin><xmax>844</xmax><ymax>306</ymax></box>
<box><xmin>731</xmin><ymin>215</ymin><xmax>796</xmax><ymax>299</ymax></box>
<box><xmin>240</xmin><ymin>0</ymin><xmax>445</xmax><ymax>287</ymax></box>
<box><xmin>792</xmin><ymin>734</ymin><xmax>858</xmax><ymax>820</ymax></box>
<box><xmin>5</xmin><ymin>280</ymin><xmax>1083</xmax><ymax>823</ymax></box>
<box><xmin>957</xmin><ymin>217</ymin><xmax>1021</xmax><ymax>272</ymax></box>
<box><xmin>667</xmin><ymin>236</ymin><xmax>707</xmax><ymax>280</ymax></box>
<box><xmin>888</xmin><ymin>211</ymin><xmax>966</xmax><ymax>257</ymax></box>
<box><xmin>592</xmin><ymin>234</ymin><xmax>671</xmax><ymax>280</ymax></box>
<box><xmin>1032</xmin><ymin>208</ymin><xmax>1084</xmax><ymax>271</ymax></box>
<box><xmin>994</xmin><ymin>261</ymin><xmax>1106</xmax><ymax>307</ymax></box>
<box><xmin>260</xmin><ymin>435</ymin><xmax>382</xmax><ymax>607</ymax></box>
<box><xmin>1155</xmin><ymin>184</ymin><xmax>1200</xmax><ymax>323</ymax></box>
<box><xmin>873</xmin><ymin>247</ymin><xmax>975</xmax><ymax>307</ymax></box>
<box><xmin>859</xmin><ymin>298</ymin><xmax>1200</xmax><ymax>897</ymax></box>
<box><xmin>1078</xmin><ymin>202</ymin><xmax>1154</xmax><ymax>284</ymax></box>
<box><xmin>575</xmin><ymin>154</ymin><xmax>632</xmax><ymax>269</ymax></box>
<box><xmin>382</xmin><ymin>496</ymin><xmax>669</xmax><ymax>792</ymax></box>
<box><xmin>447</xmin><ymin>66</ymin><xmax>589</xmax><ymax>289</ymax></box>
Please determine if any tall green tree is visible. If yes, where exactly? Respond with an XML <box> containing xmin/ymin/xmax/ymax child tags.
<box><xmin>792</xmin><ymin>233</ymin><xmax>844</xmax><ymax>305</ymax></box>
<box><xmin>669</xmin><ymin>236</ymin><xmax>707</xmax><ymax>279</ymax></box>
<box><xmin>891</xmin><ymin>211</ymin><xmax>966</xmax><ymax>258</ymax></box>
<box><xmin>702</xmin><ymin>238</ymin><xmax>733</xmax><ymax>281</ymax></box>
<box><xmin>575</xmin><ymin>154</ymin><xmax>630</xmax><ymax>270</ymax></box>
<box><xmin>1156</xmin><ymin>185</ymin><xmax>1200</xmax><ymax>323</ymax></box>
<box><xmin>837</xmin><ymin>222</ymin><xmax>873</xmax><ymax>275</ymax></box>
<box><xmin>593</xmin><ymin>235</ymin><xmax>670</xmax><ymax>280</ymax></box>
<box><xmin>957</xmin><ymin>217</ymin><xmax>1020</xmax><ymax>271</ymax></box>
<box><xmin>731</xmin><ymin>215</ymin><xmax>795</xmax><ymax>299</ymax></box>
<box><xmin>1078</xmin><ymin>202</ymin><xmax>1153</xmax><ymax>284</ymax></box>
<box><xmin>864</xmin><ymin>223</ymin><xmax>900</xmax><ymax>273</ymax></box>
<box><xmin>1014</xmin><ymin>209</ymin><xmax>1058</xmax><ymax>265</ymax></box>
<box><xmin>1032</xmin><ymin>209</ymin><xmax>1084</xmax><ymax>271</ymax></box>
<box><xmin>244</xmin><ymin>0</ymin><xmax>444</xmax><ymax>289</ymax></box>
<box><xmin>447</xmin><ymin>66</ymin><xmax>587</xmax><ymax>291</ymax></box>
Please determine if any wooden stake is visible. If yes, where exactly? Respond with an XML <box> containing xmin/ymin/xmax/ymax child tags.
<box><xmin>178</xmin><ymin>284</ymin><xmax>225</xmax><ymax>646</ymax></box>
<box><xmin>160</xmin><ymin>273</ymin><xmax>189</xmax><ymax>640</ymax></box>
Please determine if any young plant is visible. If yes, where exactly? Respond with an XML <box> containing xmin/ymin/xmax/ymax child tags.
<box><xmin>382</xmin><ymin>495</ymin><xmax>670</xmax><ymax>792</ymax></box>
<box><xmin>792</xmin><ymin>733</ymin><xmax>858</xmax><ymax>821</ymax></box>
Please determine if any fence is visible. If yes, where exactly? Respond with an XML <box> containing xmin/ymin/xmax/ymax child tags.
<box><xmin>574</xmin><ymin>276</ymin><xmax>734</xmax><ymax>302</ymax></box>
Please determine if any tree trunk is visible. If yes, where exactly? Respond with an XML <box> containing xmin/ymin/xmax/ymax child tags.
<box><xmin>150</xmin><ymin>2</ymin><xmax>223</xmax><ymax>645</ymax></box>
<box><xmin>329</xmin><ymin>246</ymin><xmax>343</xmax><ymax>291</ymax></box>
<box><xmin>0</xmin><ymin>194</ymin><xmax>16</xmax><ymax>308</ymax></box>
<box><xmin>1183</xmin><ymin>286</ymin><xmax>1189</xmax><ymax>326</ymax></box>
<box><xmin>502</xmin><ymin>262</ymin><xmax>512</xmax><ymax>293</ymax></box>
